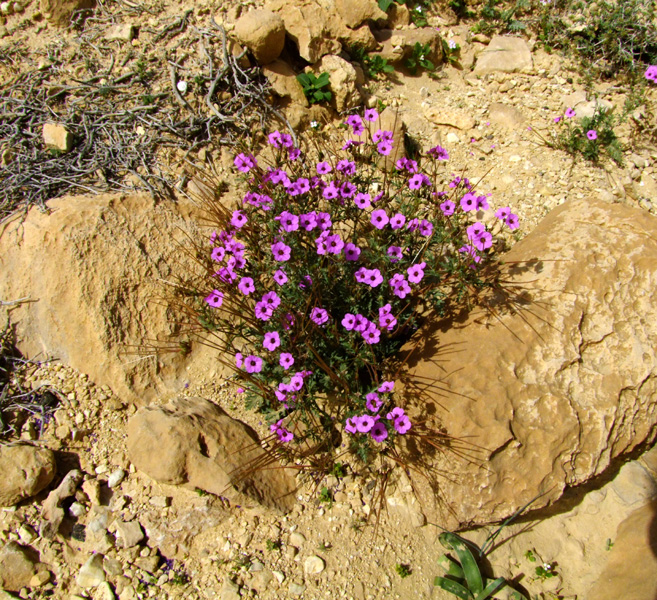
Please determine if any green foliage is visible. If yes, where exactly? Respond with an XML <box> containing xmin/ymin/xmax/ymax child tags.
<box><xmin>405</xmin><ymin>42</ymin><xmax>435</xmax><ymax>75</ymax></box>
<box><xmin>551</xmin><ymin>106</ymin><xmax>624</xmax><ymax>165</ymax></box>
<box><xmin>378</xmin><ymin>0</ymin><xmax>397</xmax><ymax>11</ymax></box>
<box><xmin>435</xmin><ymin>532</ymin><xmax>528</xmax><ymax>600</ymax></box>
<box><xmin>170</xmin><ymin>571</ymin><xmax>190</xmax><ymax>585</ymax></box>
<box><xmin>349</xmin><ymin>46</ymin><xmax>395</xmax><ymax>80</ymax></box>
<box><xmin>318</xmin><ymin>486</ymin><xmax>333</xmax><ymax>505</ymax></box>
<box><xmin>472</xmin><ymin>0</ymin><xmax>529</xmax><ymax>35</ymax></box>
<box><xmin>297</xmin><ymin>72</ymin><xmax>332</xmax><ymax>105</ymax></box>
<box><xmin>395</xmin><ymin>563</ymin><xmax>412</xmax><ymax>578</ymax></box>
<box><xmin>330</xmin><ymin>461</ymin><xmax>347</xmax><ymax>478</ymax></box>
<box><xmin>449</xmin><ymin>0</ymin><xmax>475</xmax><ymax>20</ymax></box>
<box><xmin>266</xmin><ymin>538</ymin><xmax>282</xmax><ymax>552</ymax></box>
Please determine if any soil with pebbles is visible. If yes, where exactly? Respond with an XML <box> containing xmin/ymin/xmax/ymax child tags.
<box><xmin>1</xmin><ymin>1</ymin><xmax>657</xmax><ymax>599</ymax></box>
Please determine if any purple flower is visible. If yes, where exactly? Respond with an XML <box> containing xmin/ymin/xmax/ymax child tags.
<box><xmin>317</xmin><ymin>212</ymin><xmax>332</xmax><ymax>231</ymax></box>
<box><xmin>460</xmin><ymin>193</ymin><xmax>477</xmax><ymax>212</ymax></box>
<box><xmin>345</xmin><ymin>417</ymin><xmax>358</xmax><ymax>434</ymax></box>
<box><xmin>362</xmin><ymin>325</ymin><xmax>381</xmax><ymax>345</ymax></box>
<box><xmin>316</xmin><ymin>161</ymin><xmax>332</xmax><ymax>175</ymax></box>
<box><xmin>263</xmin><ymin>331</ymin><xmax>281</xmax><ymax>351</ymax></box>
<box><xmin>278</xmin><ymin>211</ymin><xmax>299</xmax><ymax>232</ymax></box>
<box><xmin>238</xmin><ymin>277</ymin><xmax>255</xmax><ymax>295</ymax></box>
<box><xmin>315</xmin><ymin>231</ymin><xmax>329</xmax><ymax>255</ymax></box>
<box><xmin>428</xmin><ymin>145</ymin><xmax>449</xmax><ymax>160</ymax></box>
<box><xmin>364</xmin><ymin>108</ymin><xmax>379</xmax><ymax>122</ymax></box>
<box><xmin>459</xmin><ymin>244</ymin><xmax>481</xmax><ymax>263</ymax></box>
<box><xmin>366</xmin><ymin>392</ymin><xmax>382</xmax><ymax>412</ymax></box>
<box><xmin>645</xmin><ymin>65</ymin><xmax>657</xmax><ymax>82</ymax></box>
<box><xmin>371</xmin><ymin>209</ymin><xmax>389</xmax><ymax>229</ymax></box>
<box><xmin>337</xmin><ymin>160</ymin><xmax>357</xmax><ymax>176</ymax></box>
<box><xmin>379</xmin><ymin>312</ymin><xmax>397</xmax><ymax>331</ymax></box>
<box><xmin>406</xmin><ymin>218</ymin><xmax>419</xmax><ymax>231</ymax></box>
<box><xmin>565</xmin><ymin>107</ymin><xmax>576</xmax><ymax>118</ymax></box>
<box><xmin>310</xmin><ymin>307</ymin><xmax>329</xmax><ymax>325</ymax></box>
<box><xmin>262</xmin><ymin>291</ymin><xmax>281</xmax><ymax>309</ymax></box>
<box><xmin>387</xmin><ymin>246</ymin><xmax>402</xmax><ymax>262</ymax></box>
<box><xmin>345</xmin><ymin>114</ymin><xmax>363</xmax><ymax>132</ymax></box>
<box><xmin>373</xmin><ymin>130</ymin><xmax>393</xmax><ymax>143</ymax></box>
<box><xmin>353</xmin><ymin>314</ymin><xmax>370</xmax><ymax>333</ymax></box>
<box><xmin>323</xmin><ymin>181</ymin><xmax>340</xmax><ymax>200</ymax></box>
<box><xmin>505</xmin><ymin>213</ymin><xmax>520</xmax><ymax>230</ymax></box>
<box><xmin>235</xmin><ymin>352</ymin><xmax>243</xmax><ymax>368</ymax></box>
<box><xmin>587</xmin><ymin>129</ymin><xmax>597</xmax><ymax>140</ymax></box>
<box><xmin>495</xmin><ymin>207</ymin><xmax>511</xmax><ymax>220</ymax></box>
<box><xmin>299</xmin><ymin>212</ymin><xmax>318</xmax><ymax>231</ymax></box>
<box><xmin>393</xmin><ymin>280</ymin><xmax>411</xmax><ymax>299</ymax></box>
<box><xmin>268</xmin><ymin>131</ymin><xmax>283</xmax><ymax>147</ymax></box>
<box><xmin>386</xmin><ymin>407</ymin><xmax>404</xmax><ymax>421</ymax></box>
<box><xmin>211</xmin><ymin>246</ymin><xmax>225</xmax><ymax>262</ymax></box>
<box><xmin>234</xmin><ymin>153</ymin><xmax>257</xmax><ymax>173</ymax></box>
<box><xmin>299</xmin><ymin>275</ymin><xmax>312</xmax><ymax>289</ymax></box>
<box><xmin>408</xmin><ymin>174</ymin><xmax>424</xmax><ymax>190</ymax></box>
<box><xmin>393</xmin><ymin>415</ymin><xmax>411</xmax><ymax>434</ymax></box>
<box><xmin>355</xmin><ymin>415</ymin><xmax>375</xmax><ymax>433</ymax></box>
<box><xmin>231</xmin><ymin>210</ymin><xmax>248</xmax><ymax>228</ymax></box>
<box><xmin>344</xmin><ymin>243</ymin><xmax>361</xmax><ymax>261</ymax></box>
<box><xmin>271</xmin><ymin>241</ymin><xmax>291</xmax><ymax>262</ymax></box>
<box><xmin>467</xmin><ymin>222</ymin><xmax>486</xmax><ymax>240</ymax></box>
<box><xmin>378</xmin><ymin>381</ymin><xmax>394</xmax><ymax>393</ymax></box>
<box><xmin>273</xmin><ymin>269</ymin><xmax>288</xmax><ymax>286</ymax></box>
<box><xmin>244</xmin><ymin>355</ymin><xmax>263</xmax><ymax>374</ymax></box>
<box><xmin>419</xmin><ymin>219</ymin><xmax>433</xmax><ymax>236</ymax></box>
<box><xmin>407</xmin><ymin>261</ymin><xmax>426</xmax><ymax>284</ymax></box>
<box><xmin>371</xmin><ymin>422</ymin><xmax>388</xmax><ymax>443</ymax></box>
<box><xmin>554</xmin><ymin>116</ymin><xmax>561</xmax><ymax>123</ymax></box>
<box><xmin>255</xmin><ymin>301</ymin><xmax>273</xmax><ymax>321</ymax></box>
<box><xmin>364</xmin><ymin>269</ymin><xmax>383</xmax><ymax>288</ymax></box>
<box><xmin>440</xmin><ymin>200</ymin><xmax>455</xmax><ymax>216</ymax></box>
<box><xmin>377</xmin><ymin>141</ymin><xmax>393</xmax><ymax>156</ymax></box>
<box><xmin>340</xmin><ymin>181</ymin><xmax>357</xmax><ymax>198</ymax></box>
<box><xmin>279</xmin><ymin>352</ymin><xmax>294</xmax><ymax>370</ymax></box>
<box><xmin>205</xmin><ymin>290</ymin><xmax>224</xmax><ymax>308</ymax></box>
<box><xmin>354</xmin><ymin>193</ymin><xmax>371</xmax><ymax>209</ymax></box>
<box><xmin>342</xmin><ymin>313</ymin><xmax>356</xmax><ymax>330</ymax></box>
<box><xmin>390</xmin><ymin>213</ymin><xmax>406</xmax><ymax>230</ymax></box>
<box><xmin>326</xmin><ymin>234</ymin><xmax>344</xmax><ymax>254</ymax></box>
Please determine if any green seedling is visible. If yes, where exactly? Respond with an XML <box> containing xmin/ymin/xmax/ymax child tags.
<box><xmin>297</xmin><ymin>72</ymin><xmax>332</xmax><ymax>105</ymax></box>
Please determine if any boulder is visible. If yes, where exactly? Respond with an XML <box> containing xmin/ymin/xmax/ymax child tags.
<box><xmin>0</xmin><ymin>542</ymin><xmax>38</xmax><ymax>592</ymax></box>
<box><xmin>316</xmin><ymin>55</ymin><xmax>363</xmax><ymax>112</ymax></box>
<box><xmin>423</xmin><ymin>106</ymin><xmax>476</xmax><ymax>130</ymax></box>
<box><xmin>40</xmin><ymin>0</ymin><xmax>95</xmax><ymax>26</ymax></box>
<box><xmin>408</xmin><ymin>197</ymin><xmax>657</xmax><ymax>529</ymax></box>
<box><xmin>387</xmin><ymin>2</ymin><xmax>410</xmax><ymax>28</ymax></box>
<box><xmin>0</xmin><ymin>445</ymin><xmax>56</xmax><ymax>507</ymax></box>
<box><xmin>233</xmin><ymin>9</ymin><xmax>285</xmax><ymax>65</ymax></box>
<box><xmin>372</xmin><ymin>27</ymin><xmax>443</xmax><ymax>65</ymax></box>
<box><xmin>488</xmin><ymin>102</ymin><xmax>526</xmax><ymax>129</ymax></box>
<box><xmin>262</xmin><ymin>60</ymin><xmax>309</xmax><ymax>107</ymax></box>
<box><xmin>126</xmin><ymin>396</ymin><xmax>297</xmax><ymax>513</ymax></box>
<box><xmin>473</xmin><ymin>35</ymin><xmax>533</xmax><ymax>74</ymax></box>
<box><xmin>333</xmin><ymin>0</ymin><xmax>387</xmax><ymax>29</ymax></box>
<box><xmin>588</xmin><ymin>500</ymin><xmax>657</xmax><ymax>599</ymax></box>
<box><xmin>266</xmin><ymin>0</ymin><xmax>341</xmax><ymax>62</ymax></box>
<box><xmin>0</xmin><ymin>193</ymin><xmax>217</xmax><ymax>406</ymax></box>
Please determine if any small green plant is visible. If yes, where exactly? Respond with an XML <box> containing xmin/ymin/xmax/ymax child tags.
<box><xmin>605</xmin><ymin>538</ymin><xmax>614</xmax><ymax>551</ymax></box>
<box><xmin>405</xmin><ymin>42</ymin><xmax>435</xmax><ymax>75</ymax></box>
<box><xmin>472</xmin><ymin>0</ymin><xmax>529</xmax><ymax>35</ymax></box>
<box><xmin>435</xmin><ymin>532</ymin><xmax>528</xmax><ymax>600</ymax></box>
<box><xmin>297</xmin><ymin>72</ymin><xmax>332</xmax><ymax>105</ymax></box>
<box><xmin>330</xmin><ymin>462</ymin><xmax>347</xmax><ymax>478</ymax></box>
<box><xmin>534</xmin><ymin>562</ymin><xmax>557</xmax><ymax>581</ymax></box>
<box><xmin>266</xmin><ymin>538</ymin><xmax>282</xmax><ymax>552</ymax></box>
<box><xmin>195</xmin><ymin>488</ymin><xmax>209</xmax><ymax>496</ymax></box>
<box><xmin>317</xmin><ymin>541</ymin><xmax>332</xmax><ymax>551</ymax></box>
<box><xmin>442</xmin><ymin>38</ymin><xmax>461</xmax><ymax>67</ymax></box>
<box><xmin>318</xmin><ymin>486</ymin><xmax>333</xmax><ymax>506</ymax></box>
<box><xmin>395</xmin><ymin>563</ymin><xmax>412</xmax><ymax>578</ymax></box>
<box><xmin>170</xmin><ymin>571</ymin><xmax>190</xmax><ymax>585</ymax></box>
<box><xmin>349</xmin><ymin>46</ymin><xmax>394</xmax><ymax>80</ymax></box>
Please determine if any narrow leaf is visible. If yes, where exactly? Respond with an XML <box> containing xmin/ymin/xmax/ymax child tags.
<box><xmin>434</xmin><ymin>577</ymin><xmax>473</xmax><ymax>600</ymax></box>
<box><xmin>439</xmin><ymin>533</ymin><xmax>483</xmax><ymax>595</ymax></box>
<box><xmin>475</xmin><ymin>577</ymin><xmax>505</xmax><ymax>600</ymax></box>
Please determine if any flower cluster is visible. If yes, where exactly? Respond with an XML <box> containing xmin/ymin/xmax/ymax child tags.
<box><xmin>194</xmin><ymin>109</ymin><xmax>518</xmax><ymax>461</ymax></box>
<box><xmin>645</xmin><ymin>65</ymin><xmax>657</xmax><ymax>83</ymax></box>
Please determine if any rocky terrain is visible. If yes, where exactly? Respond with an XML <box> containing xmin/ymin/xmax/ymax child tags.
<box><xmin>1</xmin><ymin>0</ymin><xmax>657</xmax><ymax>599</ymax></box>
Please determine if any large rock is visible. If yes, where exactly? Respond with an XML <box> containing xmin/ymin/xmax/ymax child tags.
<box><xmin>372</xmin><ymin>27</ymin><xmax>443</xmax><ymax>65</ymax></box>
<box><xmin>262</xmin><ymin>60</ymin><xmax>309</xmax><ymax>107</ymax></box>
<box><xmin>0</xmin><ymin>194</ymin><xmax>216</xmax><ymax>405</ymax></box>
<box><xmin>126</xmin><ymin>397</ymin><xmax>297</xmax><ymax>513</ymax></box>
<box><xmin>487</xmin><ymin>102</ymin><xmax>526</xmax><ymax>129</ymax></box>
<box><xmin>266</xmin><ymin>0</ymin><xmax>342</xmax><ymax>62</ymax></box>
<box><xmin>473</xmin><ymin>35</ymin><xmax>533</xmax><ymax>74</ymax></box>
<box><xmin>333</xmin><ymin>0</ymin><xmax>387</xmax><ymax>29</ymax></box>
<box><xmin>588</xmin><ymin>500</ymin><xmax>657</xmax><ymax>599</ymax></box>
<box><xmin>316</xmin><ymin>55</ymin><xmax>363</xmax><ymax>113</ymax></box>
<box><xmin>0</xmin><ymin>542</ymin><xmax>38</xmax><ymax>592</ymax></box>
<box><xmin>0</xmin><ymin>445</ymin><xmax>56</xmax><ymax>507</ymax></box>
<box><xmin>40</xmin><ymin>0</ymin><xmax>95</xmax><ymax>26</ymax></box>
<box><xmin>408</xmin><ymin>197</ymin><xmax>657</xmax><ymax>529</ymax></box>
<box><xmin>233</xmin><ymin>9</ymin><xmax>285</xmax><ymax>65</ymax></box>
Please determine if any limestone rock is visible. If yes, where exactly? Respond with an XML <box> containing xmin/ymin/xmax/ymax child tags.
<box><xmin>409</xmin><ymin>197</ymin><xmax>657</xmax><ymax>529</ymax></box>
<box><xmin>0</xmin><ymin>542</ymin><xmax>38</xmax><ymax>592</ymax></box>
<box><xmin>334</xmin><ymin>0</ymin><xmax>386</xmax><ymax>29</ymax></box>
<box><xmin>40</xmin><ymin>469</ymin><xmax>83</xmax><ymax>539</ymax></box>
<box><xmin>303</xmin><ymin>555</ymin><xmax>325</xmax><ymax>575</ymax></box>
<box><xmin>473</xmin><ymin>35</ymin><xmax>533</xmax><ymax>74</ymax></box>
<box><xmin>234</xmin><ymin>9</ymin><xmax>285</xmax><ymax>65</ymax></box>
<box><xmin>387</xmin><ymin>2</ymin><xmax>410</xmax><ymax>28</ymax></box>
<box><xmin>488</xmin><ymin>102</ymin><xmax>526</xmax><ymax>129</ymax></box>
<box><xmin>424</xmin><ymin>106</ymin><xmax>476</xmax><ymax>130</ymax></box>
<box><xmin>262</xmin><ymin>60</ymin><xmax>309</xmax><ymax>107</ymax></box>
<box><xmin>76</xmin><ymin>553</ymin><xmax>106</xmax><ymax>588</ymax></box>
<box><xmin>368</xmin><ymin>107</ymin><xmax>405</xmax><ymax>171</ymax></box>
<box><xmin>316</xmin><ymin>55</ymin><xmax>363</xmax><ymax>113</ymax></box>
<box><xmin>0</xmin><ymin>193</ymin><xmax>216</xmax><ymax>406</ymax></box>
<box><xmin>372</xmin><ymin>27</ymin><xmax>442</xmax><ymax>65</ymax></box>
<box><xmin>42</xmin><ymin>123</ymin><xmax>73</xmax><ymax>153</ymax></box>
<box><xmin>40</xmin><ymin>0</ymin><xmax>95</xmax><ymax>26</ymax></box>
<box><xmin>0</xmin><ymin>445</ymin><xmax>56</xmax><ymax>507</ymax></box>
<box><xmin>105</xmin><ymin>23</ymin><xmax>134</xmax><ymax>42</ymax></box>
<box><xmin>267</xmin><ymin>0</ymin><xmax>341</xmax><ymax>62</ymax></box>
<box><xmin>127</xmin><ymin>397</ymin><xmax>297</xmax><ymax>513</ymax></box>
<box><xmin>588</xmin><ymin>500</ymin><xmax>657</xmax><ymax>599</ymax></box>
<box><xmin>113</xmin><ymin>520</ymin><xmax>144</xmax><ymax>549</ymax></box>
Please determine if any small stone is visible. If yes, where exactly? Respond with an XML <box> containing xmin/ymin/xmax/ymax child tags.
<box><xmin>0</xmin><ymin>2</ymin><xmax>13</xmax><ymax>15</ymax></box>
<box><xmin>82</xmin><ymin>480</ymin><xmax>101</xmax><ymax>505</ymax></box>
<box><xmin>272</xmin><ymin>570</ymin><xmax>285</xmax><ymax>584</ymax></box>
<box><xmin>0</xmin><ymin>542</ymin><xmax>37</xmax><ymax>592</ymax></box>
<box><xmin>95</xmin><ymin>581</ymin><xmax>116</xmax><ymax>600</ymax></box>
<box><xmin>69</xmin><ymin>502</ymin><xmax>85</xmax><ymax>517</ymax></box>
<box><xmin>42</xmin><ymin>123</ymin><xmax>73</xmax><ymax>153</ymax></box>
<box><xmin>220</xmin><ymin>579</ymin><xmax>240</xmax><ymax>600</ymax></box>
<box><xmin>106</xmin><ymin>23</ymin><xmax>134</xmax><ymax>41</ymax></box>
<box><xmin>446</xmin><ymin>132</ymin><xmax>460</xmax><ymax>144</ymax></box>
<box><xmin>107</xmin><ymin>469</ymin><xmax>125</xmax><ymax>489</ymax></box>
<box><xmin>114</xmin><ymin>520</ymin><xmax>144</xmax><ymax>549</ymax></box>
<box><xmin>289</xmin><ymin>532</ymin><xmax>306</xmax><ymax>547</ymax></box>
<box><xmin>29</xmin><ymin>570</ymin><xmax>51</xmax><ymax>587</ymax></box>
<box><xmin>508</xmin><ymin>155</ymin><xmax>522</xmax><ymax>162</ymax></box>
<box><xmin>17</xmin><ymin>526</ymin><xmax>36</xmax><ymax>545</ymax></box>
<box><xmin>303</xmin><ymin>555</ymin><xmax>325</xmax><ymax>575</ymax></box>
<box><xmin>134</xmin><ymin>556</ymin><xmax>160</xmax><ymax>574</ymax></box>
<box><xmin>249</xmin><ymin>560</ymin><xmax>264</xmax><ymax>572</ymax></box>
<box><xmin>289</xmin><ymin>582</ymin><xmax>306</xmax><ymax>596</ymax></box>
<box><xmin>284</xmin><ymin>545</ymin><xmax>298</xmax><ymax>559</ymax></box>
<box><xmin>76</xmin><ymin>553</ymin><xmax>106</xmax><ymax>588</ymax></box>
<box><xmin>148</xmin><ymin>496</ymin><xmax>170</xmax><ymax>508</ymax></box>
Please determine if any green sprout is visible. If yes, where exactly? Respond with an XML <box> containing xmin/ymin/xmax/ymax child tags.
<box><xmin>297</xmin><ymin>72</ymin><xmax>332</xmax><ymax>105</ymax></box>
<box><xmin>396</xmin><ymin>563</ymin><xmax>412</xmax><ymax>578</ymax></box>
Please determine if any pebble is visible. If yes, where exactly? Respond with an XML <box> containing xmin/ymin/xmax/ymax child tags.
<box><xmin>69</xmin><ymin>502</ymin><xmax>86</xmax><ymax>517</ymax></box>
<box><xmin>272</xmin><ymin>570</ymin><xmax>286</xmax><ymax>584</ymax></box>
<box><xmin>95</xmin><ymin>581</ymin><xmax>116</xmax><ymax>600</ymax></box>
<box><xmin>114</xmin><ymin>520</ymin><xmax>144</xmax><ymax>549</ymax></box>
<box><xmin>148</xmin><ymin>496</ymin><xmax>170</xmax><ymax>508</ymax></box>
<box><xmin>29</xmin><ymin>570</ymin><xmax>51</xmax><ymax>587</ymax></box>
<box><xmin>76</xmin><ymin>553</ymin><xmax>106</xmax><ymax>588</ymax></box>
<box><xmin>17</xmin><ymin>525</ymin><xmax>37</xmax><ymax>545</ymax></box>
<box><xmin>289</xmin><ymin>582</ymin><xmax>306</xmax><ymax>596</ymax></box>
<box><xmin>304</xmin><ymin>555</ymin><xmax>325</xmax><ymax>575</ymax></box>
<box><xmin>289</xmin><ymin>532</ymin><xmax>306</xmax><ymax>547</ymax></box>
<box><xmin>107</xmin><ymin>468</ymin><xmax>125</xmax><ymax>488</ymax></box>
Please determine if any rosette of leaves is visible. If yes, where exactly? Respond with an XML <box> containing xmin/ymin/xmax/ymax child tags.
<box><xmin>297</xmin><ymin>72</ymin><xmax>332</xmax><ymax>105</ymax></box>
<box><xmin>405</xmin><ymin>43</ymin><xmax>435</xmax><ymax>75</ymax></box>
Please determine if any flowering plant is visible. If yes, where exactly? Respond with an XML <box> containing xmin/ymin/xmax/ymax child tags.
<box><xmin>183</xmin><ymin>110</ymin><xmax>518</xmax><ymax>467</ymax></box>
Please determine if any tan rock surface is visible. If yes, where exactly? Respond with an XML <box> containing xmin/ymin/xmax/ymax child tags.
<box><xmin>40</xmin><ymin>0</ymin><xmax>95</xmax><ymax>26</ymax></box>
<box><xmin>316</xmin><ymin>55</ymin><xmax>363</xmax><ymax>112</ymax></box>
<box><xmin>262</xmin><ymin>59</ymin><xmax>309</xmax><ymax>107</ymax></box>
<box><xmin>409</xmin><ymin>197</ymin><xmax>657</xmax><ymax>528</ymax></box>
<box><xmin>0</xmin><ymin>445</ymin><xmax>56</xmax><ymax>507</ymax></box>
<box><xmin>126</xmin><ymin>396</ymin><xmax>297</xmax><ymax>513</ymax></box>
<box><xmin>473</xmin><ymin>35</ymin><xmax>533</xmax><ymax>74</ymax></box>
<box><xmin>233</xmin><ymin>9</ymin><xmax>285</xmax><ymax>65</ymax></box>
<box><xmin>333</xmin><ymin>0</ymin><xmax>387</xmax><ymax>29</ymax></box>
